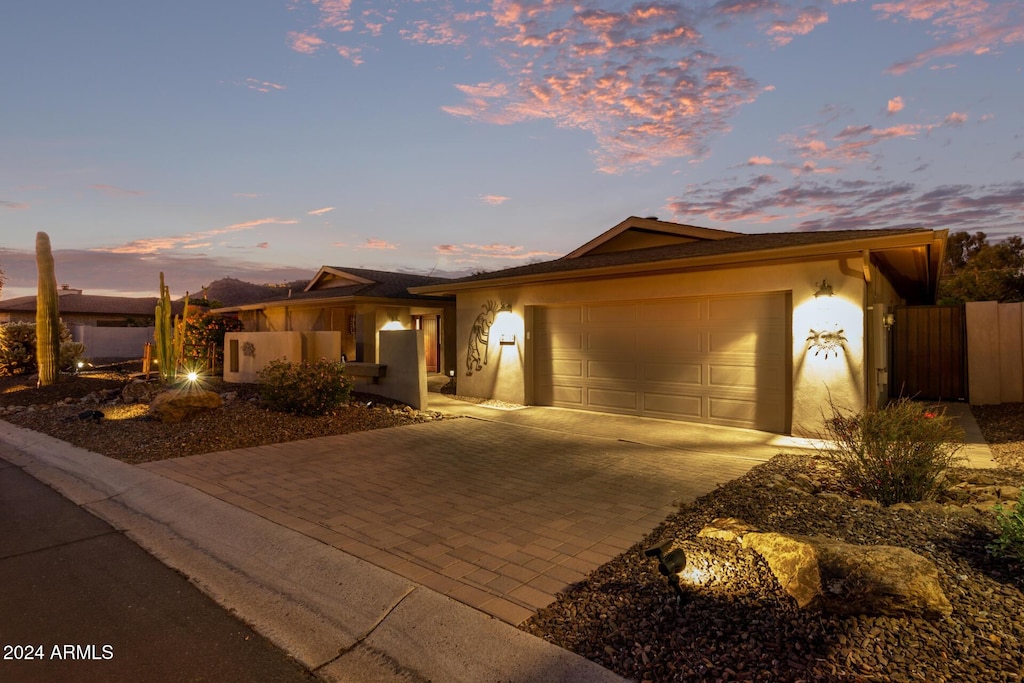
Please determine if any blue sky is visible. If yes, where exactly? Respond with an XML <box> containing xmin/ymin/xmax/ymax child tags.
<box><xmin>2</xmin><ymin>0</ymin><xmax>1022</xmax><ymax>299</ymax></box>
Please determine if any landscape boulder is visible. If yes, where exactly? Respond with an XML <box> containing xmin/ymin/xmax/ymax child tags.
<box><xmin>740</xmin><ymin>532</ymin><xmax>952</xmax><ymax>619</ymax></box>
<box><xmin>148</xmin><ymin>389</ymin><xmax>222</xmax><ymax>423</ymax></box>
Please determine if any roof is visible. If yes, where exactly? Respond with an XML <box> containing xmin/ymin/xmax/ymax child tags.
<box><xmin>410</xmin><ymin>225</ymin><xmax>948</xmax><ymax>302</ymax></box>
<box><xmin>563</xmin><ymin>215</ymin><xmax>741</xmax><ymax>258</ymax></box>
<box><xmin>216</xmin><ymin>267</ymin><xmax>454</xmax><ymax>311</ymax></box>
<box><xmin>0</xmin><ymin>294</ymin><xmax>187</xmax><ymax>316</ymax></box>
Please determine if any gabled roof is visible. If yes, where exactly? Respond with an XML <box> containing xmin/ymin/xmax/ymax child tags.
<box><xmin>0</xmin><ymin>294</ymin><xmax>186</xmax><ymax>316</ymax></box>
<box><xmin>563</xmin><ymin>215</ymin><xmax>741</xmax><ymax>258</ymax></box>
<box><xmin>216</xmin><ymin>267</ymin><xmax>453</xmax><ymax>311</ymax></box>
<box><xmin>411</xmin><ymin>226</ymin><xmax>949</xmax><ymax>303</ymax></box>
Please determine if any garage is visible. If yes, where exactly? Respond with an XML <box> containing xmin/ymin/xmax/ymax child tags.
<box><xmin>532</xmin><ymin>292</ymin><xmax>790</xmax><ymax>432</ymax></box>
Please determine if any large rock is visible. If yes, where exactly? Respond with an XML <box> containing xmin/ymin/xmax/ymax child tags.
<box><xmin>148</xmin><ymin>389</ymin><xmax>223</xmax><ymax>423</ymax></box>
<box><xmin>741</xmin><ymin>532</ymin><xmax>952</xmax><ymax>619</ymax></box>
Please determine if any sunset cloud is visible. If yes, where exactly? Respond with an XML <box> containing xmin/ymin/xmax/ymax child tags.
<box><xmin>887</xmin><ymin>96</ymin><xmax>904</xmax><ymax>114</ymax></box>
<box><xmin>434</xmin><ymin>242</ymin><xmax>560</xmax><ymax>264</ymax></box>
<box><xmin>1</xmin><ymin>200</ymin><xmax>28</xmax><ymax>209</ymax></box>
<box><xmin>288</xmin><ymin>30</ymin><xmax>325</xmax><ymax>54</ymax></box>
<box><xmin>767</xmin><ymin>7</ymin><xmax>828</xmax><ymax>46</ymax></box>
<box><xmin>94</xmin><ymin>217</ymin><xmax>299</xmax><ymax>255</ymax></box>
<box><xmin>92</xmin><ymin>184</ymin><xmax>144</xmax><ymax>197</ymax></box>
<box><xmin>358</xmin><ymin>238</ymin><xmax>398</xmax><ymax>249</ymax></box>
<box><xmin>480</xmin><ymin>194</ymin><xmax>509</xmax><ymax>205</ymax></box>
<box><xmin>243</xmin><ymin>78</ymin><xmax>286</xmax><ymax>93</ymax></box>
<box><xmin>307</xmin><ymin>206</ymin><xmax>336</xmax><ymax>216</ymax></box>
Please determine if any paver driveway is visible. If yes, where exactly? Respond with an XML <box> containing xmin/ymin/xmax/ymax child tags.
<box><xmin>141</xmin><ymin>405</ymin><xmax>792</xmax><ymax>625</ymax></box>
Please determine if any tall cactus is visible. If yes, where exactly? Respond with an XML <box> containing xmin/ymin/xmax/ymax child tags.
<box><xmin>35</xmin><ymin>232</ymin><xmax>60</xmax><ymax>386</ymax></box>
<box><xmin>155</xmin><ymin>272</ymin><xmax>176</xmax><ymax>383</ymax></box>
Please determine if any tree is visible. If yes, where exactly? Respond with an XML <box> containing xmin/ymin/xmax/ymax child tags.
<box><xmin>937</xmin><ymin>230</ymin><xmax>1024</xmax><ymax>304</ymax></box>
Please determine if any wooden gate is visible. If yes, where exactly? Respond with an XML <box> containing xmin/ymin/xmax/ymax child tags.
<box><xmin>890</xmin><ymin>305</ymin><xmax>967</xmax><ymax>401</ymax></box>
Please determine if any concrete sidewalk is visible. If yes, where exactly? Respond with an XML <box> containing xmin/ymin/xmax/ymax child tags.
<box><xmin>0</xmin><ymin>419</ymin><xmax>627</xmax><ymax>683</ymax></box>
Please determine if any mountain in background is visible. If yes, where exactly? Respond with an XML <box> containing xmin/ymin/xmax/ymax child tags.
<box><xmin>193</xmin><ymin>277</ymin><xmax>310</xmax><ymax>308</ymax></box>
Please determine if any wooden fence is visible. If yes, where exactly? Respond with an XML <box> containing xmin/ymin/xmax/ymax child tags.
<box><xmin>966</xmin><ymin>302</ymin><xmax>1024</xmax><ymax>405</ymax></box>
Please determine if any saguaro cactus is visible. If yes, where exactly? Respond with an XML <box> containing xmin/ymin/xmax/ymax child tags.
<box><xmin>154</xmin><ymin>272</ymin><xmax>176</xmax><ymax>383</ymax></box>
<box><xmin>35</xmin><ymin>232</ymin><xmax>60</xmax><ymax>386</ymax></box>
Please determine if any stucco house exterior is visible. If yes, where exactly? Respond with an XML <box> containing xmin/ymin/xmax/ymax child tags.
<box><xmin>411</xmin><ymin>216</ymin><xmax>947</xmax><ymax>437</ymax></box>
<box><xmin>216</xmin><ymin>267</ymin><xmax>455</xmax><ymax>375</ymax></box>
<box><xmin>0</xmin><ymin>288</ymin><xmax>191</xmax><ymax>360</ymax></box>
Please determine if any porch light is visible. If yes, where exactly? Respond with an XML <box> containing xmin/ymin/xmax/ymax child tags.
<box><xmin>644</xmin><ymin>540</ymin><xmax>688</xmax><ymax>603</ymax></box>
<box><xmin>381</xmin><ymin>320</ymin><xmax>405</xmax><ymax>331</ymax></box>
<box><xmin>814</xmin><ymin>280</ymin><xmax>834</xmax><ymax>298</ymax></box>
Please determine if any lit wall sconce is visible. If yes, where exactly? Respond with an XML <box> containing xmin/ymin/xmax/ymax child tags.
<box><xmin>814</xmin><ymin>280</ymin><xmax>834</xmax><ymax>298</ymax></box>
<box><xmin>644</xmin><ymin>540</ymin><xmax>688</xmax><ymax>603</ymax></box>
<box><xmin>883</xmin><ymin>313</ymin><xmax>895</xmax><ymax>330</ymax></box>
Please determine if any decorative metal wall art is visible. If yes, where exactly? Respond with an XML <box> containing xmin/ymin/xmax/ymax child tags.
<box><xmin>466</xmin><ymin>300</ymin><xmax>508</xmax><ymax>376</ymax></box>
<box><xmin>806</xmin><ymin>325</ymin><xmax>847</xmax><ymax>358</ymax></box>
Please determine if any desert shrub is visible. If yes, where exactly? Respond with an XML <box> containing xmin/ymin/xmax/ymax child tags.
<box><xmin>0</xmin><ymin>320</ymin><xmax>85</xmax><ymax>375</ymax></box>
<box><xmin>182</xmin><ymin>310</ymin><xmax>243</xmax><ymax>369</ymax></box>
<box><xmin>257</xmin><ymin>358</ymin><xmax>352</xmax><ymax>416</ymax></box>
<box><xmin>821</xmin><ymin>397</ymin><xmax>965</xmax><ymax>505</ymax></box>
<box><xmin>990</xmin><ymin>489</ymin><xmax>1024</xmax><ymax>561</ymax></box>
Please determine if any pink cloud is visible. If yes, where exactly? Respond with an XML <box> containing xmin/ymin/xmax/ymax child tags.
<box><xmin>336</xmin><ymin>45</ymin><xmax>364</xmax><ymax>64</ymax></box>
<box><xmin>767</xmin><ymin>7</ymin><xmax>829</xmax><ymax>46</ymax></box>
<box><xmin>944</xmin><ymin>111</ymin><xmax>968</xmax><ymax>126</ymax></box>
<box><xmin>480</xmin><ymin>194</ymin><xmax>509</xmax><ymax>205</ymax></box>
<box><xmin>358</xmin><ymin>238</ymin><xmax>398</xmax><ymax>249</ymax></box>
<box><xmin>91</xmin><ymin>184</ymin><xmax>144</xmax><ymax>197</ymax></box>
<box><xmin>747</xmin><ymin>156</ymin><xmax>774</xmax><ymax>165</ymax></box>
<box><xmin>243</xmin><ymin>78</ymin><xmax>286</xmax><ymax>93</ymax></box>
<box><xmin>887</xmin><ymin>96</ymin><xmax>904</xmax><ymax>114</ymax></box>
<box><xmin>307</xmin><ymin>206</ymin><xmax>336</xmax><ymax>216</ymax></box>
<box><xmin>288</xmin><ymin>30</ymin><xmax>325</xmax><ymax>54</ymax></box>
<box><xmin>256</xmin><ymin>242</ymin><xmax>270</xmax><ymax>249</ymax></box>
<box><xmin>434</xmin><ymin>242</ymin><xmax>560</xmax><ymax>263</ymax></box>
<box><xmin>875</xmin><ymin>0</ymin><xmax>1024</xmax><ymax>74</ymax></box>
<box><xmin>1</xmin><ymin>200</ymin><xmax>29</xmax><ymax>210</ymax></box>
<box><xmin>94</xmin><ymin>217</ymin><xmax>298</xmax><ymax>255</ymax></box>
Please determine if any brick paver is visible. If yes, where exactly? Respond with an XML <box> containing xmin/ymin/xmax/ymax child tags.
<box><xmin>141</xmin><ymin>410</ymin><xmax>775</xmax><ymax>625</ymax></box>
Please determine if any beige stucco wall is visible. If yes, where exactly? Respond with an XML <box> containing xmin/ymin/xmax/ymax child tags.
<box><xmin>358</xmin><ymin>329</ymin><xmax>427</xmax><ymax>409</ymax></box>
<box><xmin>223</xmin><ymin>331</ymin><xmax>340</xmax><ymax>383</ymax></box>
<box><xmin>453</xmin><ymin>255</ymin><xmax>871</xmax><ymax>436</ymax></box>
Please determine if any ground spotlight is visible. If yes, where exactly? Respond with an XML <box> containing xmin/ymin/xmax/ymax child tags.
<box><xmin>645</xmin><ymin>540</ymin><xmax>688</xmax><ymax>603</ymax></box>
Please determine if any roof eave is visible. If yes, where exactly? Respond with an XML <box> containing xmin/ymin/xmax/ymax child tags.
<box><xmin>410</xmin><ymin>229</ymin><xmax>947</xmax><ymax>296</ymax></box>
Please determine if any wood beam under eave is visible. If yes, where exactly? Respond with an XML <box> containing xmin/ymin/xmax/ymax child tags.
<box><xmin>862</xmin><ymin>250</ymin><xmax>871</xmax><ymax>283</ymax></box>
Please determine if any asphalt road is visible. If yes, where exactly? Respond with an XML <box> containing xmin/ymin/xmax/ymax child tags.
<box><xmin>0</xmin><ymin>455</ymin><xmax>318</xmax><ymax>683</ymax></box>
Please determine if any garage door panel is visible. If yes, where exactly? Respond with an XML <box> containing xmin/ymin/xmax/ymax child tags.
<box><xmin>640</xmin><ymin>300</ymin><xmax>703</xmax><ymax>323</ymax></box>
<box><xmin>587</xmin><ymin>330</ymin><xmax>636</xmax><ymax>352</ymax></box>
<box><xmin>708</xmin><ymin>364</ymin><xmax>759</xmax><ymax>389</ymax></box>
<box><xmin>587</xmin><ymin>303</ymin><xmax>637</xmax><ymax>324</ymax></box>
<box><xmin>551</xmin><ymin>385</ymin><xmax>584</xmax><ymax>405</ymax></box>
<box><xmin>639</xmin><ymin>329</ymin><xmax>702</xmax><ymax>355</ymax></box>
<box><xmin>588</xmin><ymin>360</ymin><xmax>637</xmax><ymax>381</ymax></box>
<box><xmin>551</xmin><ymin>359</ymin><xmax>583</xmax><ymax>378</ymax></box>
<box><xmin>642</xmin><ymin>392</ymin><xmax>702</xmax><ymax>419</ymax></box>
<box><xmin>709</xmin><ymin>295</ymin><xmax>785</xmax><ymax>321</ymax></box>
<box><xmin>642</xmin><ymin>362</ymin><xmax>702</xmax><ymax>386</ymax></box>
<box><xmin>534</xmin><ymin>293</ymin><xmax>789</xmax><ymax>432</ymax></box>
<box><xmin>541</xmin><ymin>331</ymin><xmax>583</xmax><ymax>351</ymax></box>
<box><xmin>587</xmin><ymin>387</ymin><xmax>638</xmax><ymax>412</ymax></box>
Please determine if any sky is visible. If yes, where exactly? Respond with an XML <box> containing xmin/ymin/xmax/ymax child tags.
<box><xmin>2</xmin><ymin>0</ymin><xmax>1023</xmax><ymax>300</ymax></box>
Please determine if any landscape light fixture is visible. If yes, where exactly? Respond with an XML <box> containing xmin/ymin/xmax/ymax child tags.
<box><xmin>644</xmin><ymin>540</ymin><xmax>688</xmax><ymax>603</ymax></box>
<box><xmin>814</xmin><ymin>280</ymin><xmax>834</xmax><ymax>298</ymax></box>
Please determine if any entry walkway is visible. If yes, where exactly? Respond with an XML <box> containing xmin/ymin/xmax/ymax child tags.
<box><xmin>141</xmin><ymin>398</ymin><xmax>814</xmax><ymax>625</ymax></box>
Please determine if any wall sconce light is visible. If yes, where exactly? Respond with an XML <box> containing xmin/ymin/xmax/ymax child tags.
<box><xmin>644</xmin><ymin>540</ymin><xmax>688</xmax><ymax>603</ymax></box>
<box><xmin>814</xmin><ymin>280</ymin><xmax>834</xmax><ymax>298</ymax></box>
<box><xmin>883</xmin><ymin>313</ymin><xmax>895</xmax><ymax>330</ymax></box>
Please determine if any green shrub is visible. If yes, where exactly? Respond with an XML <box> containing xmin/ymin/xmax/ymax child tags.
<box><xmin>0</xmin><ymin>320</ymin><xmax>85</xmax><ymax>376</ymax></box>
<box><xmin>990</xmin><ymin>490</ymin><xmax>1024</xmax><ymax>561</ymax></box>
<box><xmin>821</xmin><ymin>397</ymin><xmax>965</xmax><ymax>505</ymax></box>
<box><xmin>257</xmin><ymin>358</ymin><xmax>352</xmax><ymax>416</ymax></box>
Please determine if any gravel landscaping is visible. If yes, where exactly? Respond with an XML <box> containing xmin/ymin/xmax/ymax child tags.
<box><xmin>2</xmin><ymin>367</ymin><xmax>1023</xmax><ymax>681</ymax></box>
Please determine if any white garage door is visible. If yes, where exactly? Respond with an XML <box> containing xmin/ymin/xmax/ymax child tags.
<box><xmin>533</xmin><ymin>293</ymin><xmax>789</xmax><ymax>432</ymax></box>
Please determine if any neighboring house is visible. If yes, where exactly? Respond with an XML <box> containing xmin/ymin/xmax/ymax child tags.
<box><xmin>0</xmin><ymin>287</ymin><xmax>187</xmax><ymax>327</ymax></box>
<box><xmin>411</xmin><ymin>216</ymin><xmax>948</xmax><ymax>437</ymax></box>
<box><xmin>0</xmin><ymin>288</ymin><xmax>190</xmax><ymax>360</ymax></box>
<box><xmin>216</xmin><ymin>267</ymin><xmax>455</xmax><ymax>374</ymax></box>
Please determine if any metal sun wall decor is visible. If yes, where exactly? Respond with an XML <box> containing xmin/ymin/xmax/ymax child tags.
<box><xmin>466</xmin><ymin>300</ymin><xmax>508</xmax><ymax>376</ymax></box>
<box><xmin>806</xmin><ymin>325</ymin><xmax>847</xmax><ymax>358</ymax></box>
